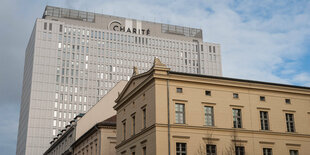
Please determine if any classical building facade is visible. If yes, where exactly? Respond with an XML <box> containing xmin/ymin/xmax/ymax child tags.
<box><xmin>114</xmin><ymin>58</ymin><xmax>310</xmax><ymax>155</ymax></box>
<box><xmin>72</xmin><ymin>115</ymin><xmax>117</xmax><ymax>155</ymax></box>
<box><xmin>17</xmin><ymin>5</ymin><xmax>222</xmax><ymax>155</ymax></box>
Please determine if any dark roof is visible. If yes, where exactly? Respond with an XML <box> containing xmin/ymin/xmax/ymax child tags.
<box><xmin>169</xmin><ymin>71</ymin><xmax>310</xmax><ymax>90</ymax></box>
<box><xmin>98</xmin><ymin>115</ymin><xmax>116</xmax><ymax>127</ymax></box>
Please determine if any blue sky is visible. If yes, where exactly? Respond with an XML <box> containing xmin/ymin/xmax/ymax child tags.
<box><xmin>0</xmin><ymin>0</ymin><xmax>309</xmax><ymax>154</ymax></box>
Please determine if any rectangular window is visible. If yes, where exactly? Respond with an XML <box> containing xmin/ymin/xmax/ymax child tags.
<box><xmin>233</xmin><ymin>109</ymin><xmax>242</xmax><ymax>128</ymax></box>
<box><xmin>132</xmin><ymin>115</ymin><xmax>135</xmax><ymax>135</ymax></box>
<box><xmin>286</xmin><ymin>113</ymin><xmax>295</xmax><ymax>132</ymax></box>
<box><xmin>205</xmin><ymin>90</ymin><xmax>211</xmax><ymax>96</ymax></box>
<box><xmin>206</xmin><ymin>144</ymin><xmax>216</xmax><ymax>155</ymax></box>
<box><xmin>143</xmin><ymin>108</ymin><xmax>146</xmax><ymax>128</ymax></box>
<box><xmin>263</xmin><ymin>148</ymin><xmax>272</xmax><ymax>155</ymax></box>
<box><xmin>260</xmin><ymin>111</ymin><xmax>269</xmax><ymax>130</ymax></box>
<box><xmin>175</xmin><ymin>103</ymin><xmax>185</xmax><ymax>124</ymax></box>
<box><xmin>233</xmin><ymin>93</ymin><xmax>239</xmax><ymax>99</ymax></box>
<box><xmin>290</xmin><ymin>150</ymin><xmax>298</xmax><ymax>155</ymax></box>
<box><xmin>59</xmin><ymin>25</ymin><xmax>63</xmax><ymax>32</ymax></box>
<box><xmin>260</xmin><ymin>96</ymin><xmax>266</xmax><ymax>101</ymax></box>
<box><xmin>44</xmin><ymin>22</ymin><xmax>47</xmax><ymax>30</ymax></box>
<box><xmin>204</xmin><ymin>106</ymin><xmax>214</xmax><ymax>126</ymax></box>
<box><xmin>176</xmin><ymin>143</ymin><xmax>186</xmax><ymax>155</ymax></box>
<box><xmin>285</xmin><ymin>99</ymin><xmax>291</xmax><ymax>104</ymax></box>
<box><xmin>142</xmin><ymin>147</ymin><xmax>146</xmax><ymax>155</ymax></box>
<box><xmin>49</xmin><ymin>23</ymin><xmax>52</xmax><ymax>31</ymax></box>
<box><xmin>176</xmin><ymin>88</ymin><xmax>183</xmax><ymax>93</ymax></box>
<box><xmin>235</xmin><ymin>146</ymin><xmax>245</xmax><ymax>155</ymax></box>
<box><xmin>123</xmin><ymin>120</ymin><xmax>126</xmax><ymax>140</ymax></box>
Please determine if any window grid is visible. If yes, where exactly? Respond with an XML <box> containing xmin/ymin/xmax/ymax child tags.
<box><xmin>175</xmin><ymin>103</ymin><xmax>185</xmax><ymax>124</ymax></box>
<box><xmin>204</xmin><ymin>106</ymin><xmax>214</xmax><ymax>126</ymax></box>
<box><xmin>260</xmin><ymin>111</ymin><xmax>269</xmax><ymax>130</ymax></box>
<box><xmin>286</xmin><ymin>113</ymin><xmax>295</xmax><ymax>132</ymax></box>
<box><xmin>290</xmin><ymin>150</ymin><xmax>298</xmax><ymax>155</ymax></box>
<box><xmin>206</xmin><ymin>144</ymin><xmax>216</xmax><ymax>155</ymax></box>
<box><xmin>176</xmin><ymin>143</ymin><xmax>186</xmax><ymax>155</ymax></box>
<box><xmin>233</xmin><ymin>109</ymin><xmax>242</xmax><ymax>128</ymax></box>
<box><xmin>263</xmin><ymin>148</ymin><xmax>272</xmax><ymax>155</ymax></box>
<box><xmin>235</xmin><ymin>146</ymin><xmax>245</xmax><ymax>155</ymax></box>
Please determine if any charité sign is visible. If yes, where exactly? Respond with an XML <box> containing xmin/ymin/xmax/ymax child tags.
<box><xmin>108</xmin><ymin>20</ymin><xmax>150</xmax><ymax>35</ymax></box>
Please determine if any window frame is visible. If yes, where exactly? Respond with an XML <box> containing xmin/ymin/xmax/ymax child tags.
<box><xmin>176</xmin><ymin>142</ymin><xmax>187</xmax><ymax>155</ymax></box>
<box><xmin>175</xmin><ymin>103</ymin><xmax>185</xmax><ymax>124</ymax></box>
<box><xmin>263</xmin><ymin>148</ymin><xmax>272</xmax><ymax>155</ymax></box>
<box><xmin>235</xmin><ymin>146</ymin><xmax>245</xmax><ymax>155</ymax></box>
<box><xmin>232</xmin><ymin>109</ymin><xmax>242</xmax><ymax>128</ymax></box>
<box><xmin>204</xmin><ymin>106</ymin><xmax>214</xmax><ymax>126</ymax></box>
<box><xmin>260</xmin><ymin>111</ymin><xmax>269</xmax><ymax>130</ymax></box>
<box><xmin>176</xmin><ymin>88</ymin><xmax>183</xmax><ymax>93</ymax></box>
<box><xmin>286</xmin><ymin>113</ymin><xmax>295</xmax><ymax>132</ymax></box>
<box><xmin>205</xmin><ymin>90</ymin><xmax>212</xmax><ymax>96</ymax></box>
<box><xmin>206</xmin><ymin>144</ymin><xmax>216</xmax><ymax>155</ymax></box>
<box><xmin>260</xmin><ymin>96</ymin><xmax>266</xmax><ymax>101</ymax></box>
<box><xmin>233</xmin><ymin>93</ymin><xmax>239</xmax><ymax>99</ymax></box>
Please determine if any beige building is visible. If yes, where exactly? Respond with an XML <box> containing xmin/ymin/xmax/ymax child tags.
<box><xmin>72</xmin><ymin>115</ymin><xmax>117</xmax><ymax>155</ymax></box>
<box><xmin>44</xmin><ymin>81</ymin><xmax>126</xmax><ymax>155</ymax></box>
<box><xmin>114</xmin><ymin>58</ymin><xmax>310</xmax><ymax>155</ymax></box>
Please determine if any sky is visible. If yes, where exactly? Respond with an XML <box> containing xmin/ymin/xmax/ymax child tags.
<box><xmin>0</xmin><ymin>0</ymin><xmax>309</xmax><ymax>154</ymax></box>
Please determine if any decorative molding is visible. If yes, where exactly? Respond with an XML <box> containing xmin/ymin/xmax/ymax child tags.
<box><xmin>130</xmin><ymin>145</ymin><xmax>136</xmax><ymax>149</ymax></box>
<box><xmin>232</xmin><ymin>139</ymin><xmax>248</xmax><ymax>143</ymax></box>
<box><xmin>259</xmin><ymin>141</ymin><xmax>275</xmax><ymax>145</ymax></box>
<box><xmin>172</xmin><ymin>135</ymin><xmax>190</xmax><ymax>139</ymax></box>
<box><xmin>283</xmin><ymin>110</ymin><xmax>296</xmax><ymax>113</ymax></box>
<box><xmin>172</xmin><ymin>99</ymin><xmax>188</xmax><ymax>102</ymax></box>
<box><xmin>140</xmin><ymin>139</ymin><xmax>147</xmax><ymax>144</ymax></box>
<box><xmin>201</xmin><ymin>102</ymin><xmax>216</xmax><ymax>105</ymax></box>
<box><xmin>230</xmin><ymin>105</ymin><xmax>244</xmax><ymax>108</ymax></box>
<box><xmin>203</xmin><ymin>137</ymin><xmax>220</xmax><ymax>141</ymax></box>
<box><xmin>286</xmin><ymin>143</ymin><xmax>301</xmax><ymax>147</ymax></box>
<box><xmin>257</xmin><ymin>107</ymin><xmax>270</xmax><ymax>110</ymax></box>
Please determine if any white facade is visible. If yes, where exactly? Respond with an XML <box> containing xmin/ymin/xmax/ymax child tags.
<box><xmin>17</xmin><ymin>6</ymin><xmax>222</xmax><ymax>155</ymax></box>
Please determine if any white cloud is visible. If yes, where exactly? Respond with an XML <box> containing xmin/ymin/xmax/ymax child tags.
<box><xmin>53</xmin><ymin>0</ymin><xmax>310</xmax><ymax>87</ymax></box>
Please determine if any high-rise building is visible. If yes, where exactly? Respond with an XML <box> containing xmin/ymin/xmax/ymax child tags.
<box><xmin>17</xmin><ymin>6</ymin><xmax>222</xmax><ymax>155</ymax></box>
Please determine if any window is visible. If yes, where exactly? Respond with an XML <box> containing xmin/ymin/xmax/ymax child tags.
<box><xmin>142</xmin><ymin>147</ymin><xmax>146</xmax><ymax>155</ymax></box>
<box><xmin>175</xmin><ymin>103</ymin><xmax>185</xmax><ymax>124</ymax></box>
<box><xmin>290</xmin><ymin>150</ymin><xmax>298</xmax><ymax>155</ymax></box>
<box><xmin>235</xmin><ymin>146</ymin><xmax>245</xmax><ymax>155</ymax></box>
<box><xmin>123</xmin><ymin>120</ymin><xmax>126</xmax><ymax>140</ymax></box>
<box><xmin>132</xmin><ymin>151</ymin><xmax>135</xmax><ymax>155</ymax></box>
<box><xmin>233</xmin><ymin>109</ymin><xmax>242</xmax><ymax>128</ymax></box>
<box><xmin>142</xmin><ymin>108</ymin><xmax>146</xmax><ymax>128</ymax></box>
<box><xmin>285</xmin><ymin>99</ymin><xmax>291</xmax><ymax>104</ymax></box>
<box><xmin>263</xmin><ymin>148</ymin><xmax>272</xmax><ymax>155</ymax></box>
<box><xmin>260</xmin><ymin>96</ymin><xmax>266</xmax><ymax>101</ymax></box>
<box><xmin>204</xmin><ymin>106</ymin><xmax>214</xmax><ymax>126</ymax></box>
<box><xmin>206</xmin><ymin>144</ymin><xmax>216</xmax><ymax>155</ymax></box>
<box><xmin>260</xmin><ymin>111</ymin><xmax>269</xmax><ymax>130</ymax></box>
<box><xmin>176</xmin><ymin>143</ymin><xmax>186</xmax><ymax>155</ymax></box>
<box><xmin>49</xmin><ymin>23</ymin><xmax>52</xmax><ymax>31</ymax></box>
<box><xmin>286</xmin><ymin>113</ymin><xmax>295</xmax><ymax>132</ymax></box>
<box><xmin>176</xmin><ymin>88</ymin><xmax>183</xmax><ymax>93</ymax></box>
<box><xmin>132</xmin><ymin>114</ymin><xmax>136</xmax><ymax>135</ymax></box>
<box><xmin>233</xmin><ymin>93</ymin><xmax>239</xmax><ymax>99</ymax></box>
<box><xmin>44</xmin><ymin>22</ymin><xmax>47</xmax><ymax>30</ymax></box>
<box><xmin>59</xmin><ymin>25</ymin><xmax>63</xmax><ymax>32</ymax></box>
<box><xmin>205</xmin><ymin>90</ymin><xmax>211</xmax><ymax>96</ymax></box>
